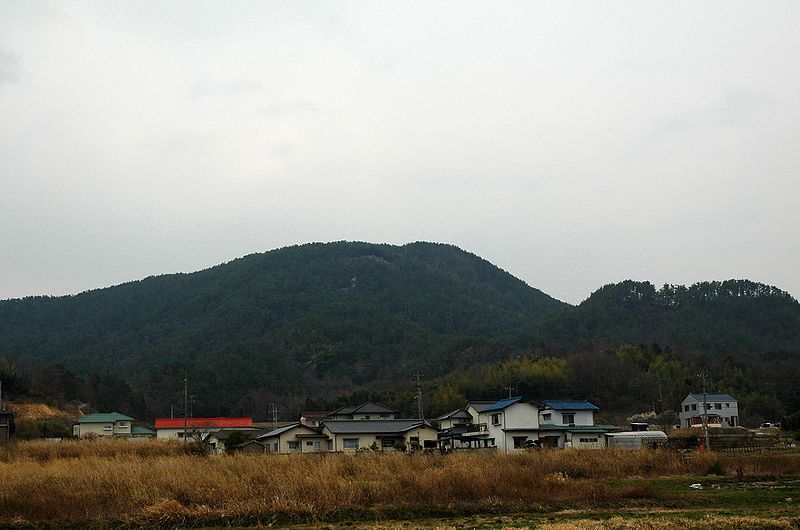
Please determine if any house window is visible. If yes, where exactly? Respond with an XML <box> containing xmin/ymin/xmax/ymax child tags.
<box><xmin>704</xmin><ymin>403</ymin><xmax>711</xmax><ymax>410</ymax></box>
<box><xmin>513</xmin><ymin>436</ymin><xmax>527</xmax><ymax>448</ymax></box>
<box><xmin>562</xmin><ymin>413</ymin><xmax>575</xmax><ymax>425</ymax></box>
<box><xmin>364</xmin><ymin>415</ymin><xmax>371</xmax><ymax>420</ymax></box>
<box><xmin>684</xmin><ymin>405</ymin><xmax>690</xmax><ymax>412</ymax></box>
<box><xmin>288</xmin><ymin>441</ymin><xmax>299</xmax><ymax>451</ymax></box>
<box><xmin>491</xmin><ymin>413</ymin><xmax>501</xmax><ymax>425</ymax></box>
<box><xmin>542</xmin><ymin>413</ymin><xmax>551</xmax><ymax>421</ymax></box>
<box><xmin>343</xmin><ymin>438</ymin><xmax>359</xmax><ymax>450</ymax></box>
<box><xmin>306</xmin><ymin>441</ymin><xmax>314</xmax><ymax>446</ymax></box>
<box><xmin>714</xmin><ymin>403</ymin><xmax>722</xmax><ymax>410</ymax></box>
<box><xmin>691</xmin><ymin>404</ymin><xmax>697</xmax><ymax>411</ymax></box>
<box><xmin>273</xmin><ymin>442</ymin><xmax>278</xmax><ymax>452</ymax></box>
<box><xmin>103</xmin><ymin>425</ymin><xmax>112</xmax><ymax>431</ymax></box>
<box><xmin>579</xmin><ymin>437</ymin><xmax>598</xmax><ymax>443</ymax></box>
<box><xmin>382</xmin><ymin>438</ymin><xmax>395</xmax><ymax>448</ymax></box>
<box><xmin>725</xmin><ymin>403</ymin><xmax>730</xmax><ymax>408</ymax></box>
<box><xmin>327</xmin><ymin>440</ymin><xmax>333</xmax><ymax>451</ymax></box>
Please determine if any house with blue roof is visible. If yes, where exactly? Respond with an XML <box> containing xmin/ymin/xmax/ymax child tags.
<box><xmin>470</xmin><ymin>396</ymin><xmax>543</xmax><ymax>454</ymax></box>
<box><xmin>537</xmin><ymin>400</ymin><xmax>618</xmax><ymax>448</ymax></box>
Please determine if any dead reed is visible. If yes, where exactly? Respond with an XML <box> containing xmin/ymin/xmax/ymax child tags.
<box><xmin>0</xmin><ymin>444</ymin><xmax>798</xmax><ymax>525</ymax></box>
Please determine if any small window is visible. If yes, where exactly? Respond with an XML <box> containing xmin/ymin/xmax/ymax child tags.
<box><xmin>306</xmin><ymin>441</ymin><xmax>314</xmax><ymax>446</ymax></box>
<box><xmin>273</xmin><ymin>442</ymin><xmax>278</xmax><ymax>452</ymax></box>
<box><xmin>579</xmin><ymin>437</ymin><xmax>598</xmax><ymax>443</ymax></box>
<box><xmin>684</xmin><ymin>405</ymin><xmax>690</xmax><ymax>412</ymax></box>
<box><xmin>343</xmin><ymin>438</ymin><xmax>359</xmax><ymax>450</ymax></box>
<box><xmin>327</xmin><ymin>440</ymin><xmax>333</xmax><ymax>450</ymax></box>
<box><xmin>691</xmin><ymin>404</ymin><xmax>697</xmax><ymax>411</ymax></box>
<box><xmin>714</xmin><ymin>403</ymin><xmax>722</xmax><ymax>410</ymax></box>
<box><xmin>725</xmin><ymin>403</ymin><xmax>730</xmax><ymax>408</ymax></box>
<box><xmin>542</xmin><ymin>413</ymin><xmax>551</xmax><ymax>421</ymax></box>
<box><xmin>364</xmin><ymin>415</ymin><xmax>371</xmax><ymax>420</ymax></box>
<box><xmin>103</xmin><ymin>424</ymin><xmax>112</xmax><ymax>431</ymax></box>
<box><xmin>491</xmin><ymin>413</ymin><xmax>501</xmax><ymax>425</ymax></box>
<box><xmin>562</xmin><ymin>413</ymin><xmax>575</xmax><ymax>425</ymax></box>
<box><xmin>288</xmin><ymin>441</ymin><xmax>299</xmax><ymax>450</ymax></box>
<box><xmin>513</xmin><ymin>436</ymin><xmax>527</xmax><ymax>448</ymax></box>
<box><xmin>382</xmin><ymin>438</ymin><xmax>395</xmax><ymax>448</ymax></box>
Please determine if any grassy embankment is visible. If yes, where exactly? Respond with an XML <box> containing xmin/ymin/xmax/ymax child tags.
<box><xmin>0</xmin><ymin>440</ymin><xmax>798</xmax><ymax>527</ymax></box>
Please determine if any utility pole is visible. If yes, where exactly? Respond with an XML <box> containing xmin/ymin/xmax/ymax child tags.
<box><xmin>170</xmin><ymin>404</ymin><xmax>174</xmax><ymax>419</ymax></box>
<box><xmin>271</xmin><ymin>403</ymin><xmax>278</xmax><ymax>429</ymax></box>
<box><xmin>698</xmin><ymin>372</ymin><xmax>711</xmax><ymax>452</ymax></box>
<box><xmin>183</xmin><ymin>371</ymin><xmax>188</xmax><ymax>443</ymax></box>
<box><xmin>505</xmin><ymin>384</ymin><xmax>515</xmax><ymax>399</ymax></box>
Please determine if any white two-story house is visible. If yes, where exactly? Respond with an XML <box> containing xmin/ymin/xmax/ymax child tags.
<box><xmin>679</xmin><ymin>393</ymin><xmax>739</xmax><ymax>428</ymax></box>
<box><xmin>537</xmin><ymin>400</ymin><xmax>616</xmax><ymax>448</ymax></box>
<box><xmin>476</xmin><ymin>397</ymin><xmax>541</xmax><ymax>454</ymax></box>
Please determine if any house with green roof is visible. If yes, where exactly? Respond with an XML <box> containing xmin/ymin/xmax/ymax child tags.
<box><xmin>73</xmin><ymin>412</ymin><xmax>135</xmax><ymax>438</ymax></box>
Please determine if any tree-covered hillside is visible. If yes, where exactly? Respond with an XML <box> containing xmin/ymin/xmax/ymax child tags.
<box><xmin>545</xmin><ymin>280</ymin><xmax>800</xmax><ymax>353</ymax></box>
<box><xmin>1</xmin><ymin>243</ymin><xmax>798</xmax><ymax>424</ymax></box>
<box><xmin>0</xmin><ymin>242</ymin><xmax>566</xmax><ymax>415</ymax></box>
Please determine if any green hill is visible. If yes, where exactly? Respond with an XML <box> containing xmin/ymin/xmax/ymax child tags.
<box><xmin>545</xmin><ymin>279</ymin><xmax>800</xmax><ymax>353</ymax></box>
<box><xmin>0</xmin><ymin>242</ymin><xmax>567</xmax><ymax>414</ymax></box>
<box><xmin>1</xmin><ymin>242</ymin><xmax>798</xmax><ymax>422</ymax></box>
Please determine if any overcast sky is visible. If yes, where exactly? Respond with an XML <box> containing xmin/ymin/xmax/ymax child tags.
<box><xmin>1</xmin><ymin>1</ymin><xmax>798</xmax><ymax>304</ymax></box>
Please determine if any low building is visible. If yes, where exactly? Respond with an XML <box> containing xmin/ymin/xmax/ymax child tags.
<box><xmin>256</xmin><ymin>422</ymin><xmax>330</xmax><ymax>453</ymax></box>
<box><xmin>0</xmin><ymin>408</ymin><xmax>13</xmax><ymax>445</ymax></box>
<box><xmin>205</xmin><ymin>428</ymin><xmax>267</xmax><ymax>454</ymax></box>
<box><xmin>327</xmin><ymin>403</ymin><xmax>397</xmax><ymax>420</ymax></box>
<box><xmin>679</xmin><ymin>393</ymin><xmax>739</xmax><ymax>428</ymax></box>
<box><xmin>154</xmin><ymin>417</ymin><xmax>255</xmax><ymax>441</ymax></box>
<box><xmin>434</xmin><ymin>408</ymin><xmax>473</xmax><ymax>430</ymax></box>
<box><xmin>299</xmin><ymin>411</ymin><xmax>329</xmax><ymax>428</ymax></box>
<box><xmin>321</xmin><ymin>419</ymin><xmax>438</xmax><ymax>452</ymax></box>
<box><xmin>73</xmin><ymin>412</ymin><xmax>134</xmax><ymax>438</ymax></box>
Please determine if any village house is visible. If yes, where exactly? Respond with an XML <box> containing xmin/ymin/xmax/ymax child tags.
<box><xmin>327</xmin><ymin>402</ymin><xmax>397</xmax><ymax>420</ymax></box>
<box><xmin>154</xmin><ymin>417</ymin><xmax>255</xmax><ymax>441</ymax></box>
<box><xmin>434</xmin><ymin>408</ymin><xmax>473</xmax><ymax>430</ymax></box>
<box><xmin>478</xmin><ymin>397</ymin><xmax>542</xmax><ymax>454</ymax></box>
<box><xmin>679</xmin><ymin>393</ymin><xmax>739</xmax><ymax>428</ymax></box>
<box><xmin>205</xmin><ymin>428</ymin><xmax>267</xmax><ymax>454</ymax></box>
<box><xmin>256</xmin><ymin>422</ymin><xmax>331</xmax><ymax>453</ymax></box>
<box><xmin>320</xmin><ymin>419</ymin><xmax>438</xmax><ymax>452</ymax></box>
<box><xmin>299</xmin><ymin>411</ymin><xmax>329</xmax><ymax>428</ymax></box>
<box><xmin>537</xmin><ymin>400</ymin><xmax>617</xmax><ymax>448</ymax></box>
<box><xmin>72</xmin><ymin>412</ymin><xmax>134</xmax><ymax>438</ymax></box>
<box><xmin>0</xmin><ymin>408</ymin><xmax>13</xmax><ymax>445</ymax></box>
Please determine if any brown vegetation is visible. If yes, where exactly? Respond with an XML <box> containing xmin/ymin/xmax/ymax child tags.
<box><xmin>0</xmin><ymin>442</ymin><xmax>798</xmax><ymax>526</ymax></box>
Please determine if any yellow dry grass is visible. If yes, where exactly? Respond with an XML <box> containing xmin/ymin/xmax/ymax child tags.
<box><xmin>0</xmin><ymin>441</ymin><xmax>798</xmax><ymax>526</ymax></box>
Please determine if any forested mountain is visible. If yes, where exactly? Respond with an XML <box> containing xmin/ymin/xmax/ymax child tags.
<box><xmin>545</xmin><ymin>279</ymin><xmax>800</xmax><ymax>353</ymax></box>
<box><xmin>1</xmin><ymin>242</ymin><xmax>798</xmax><ymax>425</ymax></box>
<box><xmin>0</xmin><ymin>242</ymin><xmax>566</xmax><ymax>416</ymax></box>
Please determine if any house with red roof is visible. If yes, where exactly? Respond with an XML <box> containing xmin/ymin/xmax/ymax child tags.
<box><xmin>154</xmin><ymin>417</ymin><xmax>255</xmax><ymax>441</ymax></box>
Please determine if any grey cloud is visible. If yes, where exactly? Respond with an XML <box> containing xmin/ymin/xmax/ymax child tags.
<box><xmin>257</xmin><ymin>100</ymin><xmax>321</xmax><ymax>117</ymax></box>
<box><xmin>0</xmin><ymin>51</ymin><xmax>21</xmax><ymax>85</ymax></box>
<box><xmin>190</xmin><ymin>77</ymin><xmax>264</xmax><ymax>97</ymax></box>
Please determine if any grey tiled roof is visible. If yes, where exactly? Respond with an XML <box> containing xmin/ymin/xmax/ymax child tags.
<box><xmin>687</xmin><ymin>393</ymin><xmax>736</xmax><ymax>402</ymax></box>
<box><xmin>434</xmin><ymin>409</ymin><xmax>472</xmax><ymax>421</ymax></box>
<box><xmin>256</xmin><ymin>422</ymin><xmax>320</xmax><ymax>439</ymax></box>
<box><xmin>322</xmin><ymin>419</ymin><xmax>433</xmax><ymax>434</ymax></box>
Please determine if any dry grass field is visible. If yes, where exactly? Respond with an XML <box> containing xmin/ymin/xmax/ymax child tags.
<box><xmin>0</xmin><ymin>440</ymin><xmax>798</xmax><ymax>527</ymax></box>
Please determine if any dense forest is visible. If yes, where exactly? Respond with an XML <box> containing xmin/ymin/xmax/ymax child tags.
<box><xmin>0</xmin><ymin>242</ymin><xmax>798</xmax><ymax>429</ymax></box>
